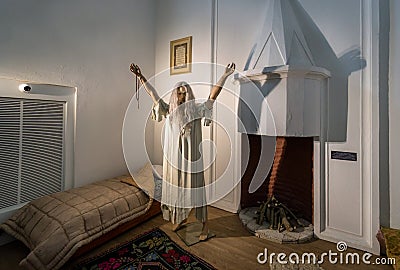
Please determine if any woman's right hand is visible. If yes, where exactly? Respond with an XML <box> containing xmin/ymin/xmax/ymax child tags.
<box><xmin>130</xmin><ymin>63</ymin><xmax>142</xmax><ymax>78</ymax></box>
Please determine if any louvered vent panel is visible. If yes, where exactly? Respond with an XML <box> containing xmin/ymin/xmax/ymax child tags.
<box><xmin>20</xmin><ymin>100</ymin><xmax>65</xmax><ymax>203</ymax></box>
<box><xmin>0</xmin><ymin>99</ymin><xmax>20</xmax><ymax>208</ymax></box>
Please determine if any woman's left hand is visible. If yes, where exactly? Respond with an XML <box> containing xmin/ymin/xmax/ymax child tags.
<box><xmin>224</xmin><ymin>62</ymin><xmax>236</xmax><ymax>77</ymax></box>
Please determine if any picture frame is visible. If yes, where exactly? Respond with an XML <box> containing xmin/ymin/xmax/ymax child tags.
<box><xmin>170</xmin><ymin>36</ymin><xmax>192</xmax><ymax>75</ymax></box>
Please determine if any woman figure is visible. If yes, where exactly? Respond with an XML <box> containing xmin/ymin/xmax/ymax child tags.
<box><xmin>130</xmin><ymin>63</ymin><xmax>235</xmax><ymax>240</ymax></box>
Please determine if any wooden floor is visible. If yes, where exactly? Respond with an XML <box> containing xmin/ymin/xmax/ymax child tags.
<box><xmin>0</xmin><ymin>206</ymin><xmax>394</xmax><ymax>270</ymax></box>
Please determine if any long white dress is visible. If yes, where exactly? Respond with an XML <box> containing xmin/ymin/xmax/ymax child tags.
<box><xmin>152</xmin><ymin>98</ymin><xmax>213</xmax><ymax>224</ymax></box>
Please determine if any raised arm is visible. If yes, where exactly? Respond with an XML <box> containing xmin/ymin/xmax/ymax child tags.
<box><xmin>208</xmin><ymin>63</ymin><xmax>235</xmax><ymax>100</ymax></box>
<box><xmin>129</xmin><ymin>63</ymin><xmax>160</xmax><ymax>104</ymax></box>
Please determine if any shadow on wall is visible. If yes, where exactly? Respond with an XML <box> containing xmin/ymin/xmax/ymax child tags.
<box><xmin>291</xmin><ymin>0</ymin><xmax>366</xmax><ymax>142</ymax></box>
<box><xmin>237</xmin><ymin>72</ymin><xmax>281</xmax><ymax>134</ymax></box>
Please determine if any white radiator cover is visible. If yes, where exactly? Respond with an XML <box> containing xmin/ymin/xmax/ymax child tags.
<box><xmin>0</xmin><ymin>98</ymin><xmax>65</xmax><ymax>208</ymax></box>
<box><xmin>0</xmin><ymin>78</ymin><xmax>75</xmax><ymax>225</ymax></box>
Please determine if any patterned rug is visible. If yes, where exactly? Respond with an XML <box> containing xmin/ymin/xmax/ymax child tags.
<box><xmin>76</xmin><ymin>228</ymin><xmax>216</xmax><ymax>270</ymax></box>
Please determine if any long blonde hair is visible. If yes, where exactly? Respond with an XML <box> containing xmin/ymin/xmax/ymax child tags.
<box><xmin>168</xmin><ymin>81</ymin><xmax>196</xmax><ymax>130</ymax></box>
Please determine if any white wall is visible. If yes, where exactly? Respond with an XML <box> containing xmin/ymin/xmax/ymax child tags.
<box><xmin>215</xmin><ymin>0</ymin><xmax>269</xmax><ymax>212</ymax></box>
<box><xmin>0</xmin><ymin>0</ymin><xmax>156</xmax><ymax>186</ymax></box>
<box><xmin>389</xmin><ymin>0</ymin><xmax>400</xmax><ymax>229</ymax></box>
<box><xmin>152</xmin><ymin>0</ymin><xmax>213</xmax><ymax>164</ymax></box>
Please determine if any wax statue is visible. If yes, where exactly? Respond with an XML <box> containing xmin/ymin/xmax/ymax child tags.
<box><xmin>130</xmin><ymin>63</ymin><xmax>235</xmax><ymax>240</ymax></box>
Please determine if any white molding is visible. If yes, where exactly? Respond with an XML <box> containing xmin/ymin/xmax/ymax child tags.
<box><xmin>209</xmin><ymin>0</ymin><xmax>218</xmax><ymax>199</ymax></box>
<box><xmin>210</xmin><ymin>0</ymin><xmax>241</xmax><ymax>214</ymax></box>
<box><xmin>314</xmin><ymin>0</ymin><xmax>381</xmax><ymax>254</ymax></box>
<box><xmin>360</xmin><ymin>0</ymin><xmax>381</xmax><ymax>254</ymax></box>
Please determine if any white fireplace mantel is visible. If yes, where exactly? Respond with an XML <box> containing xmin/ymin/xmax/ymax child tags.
<box><xmin>236</xmin><ymin>65</ymin><xmax>330</xmax><ymax>137</ymax></box>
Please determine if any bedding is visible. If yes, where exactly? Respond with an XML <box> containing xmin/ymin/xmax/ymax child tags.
<box><xmin>120</xmin><ymin>162</ymin><xmax>163</xmax><ymax>201</ymax></box>
<box><xmin>0</xmin><ymin>174</ymin><xmax>156</xmax><ymax>270</ymax></box>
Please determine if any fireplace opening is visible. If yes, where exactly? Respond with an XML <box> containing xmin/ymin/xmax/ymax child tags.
<box><xmin>239</xmin><ymin>134</ymin><xmax>314</xmax><ymax>243</ymax></box>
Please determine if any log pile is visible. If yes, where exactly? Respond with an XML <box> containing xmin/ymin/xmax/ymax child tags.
<box><xmin>256</xmin><ymin>196</ymin><xmax>304</xmax><ymax>232</ymax></box>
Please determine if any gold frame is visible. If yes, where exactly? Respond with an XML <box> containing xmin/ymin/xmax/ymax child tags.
<box><xmin>170</xmin><ymin>36</ymin><xmax>192</xmax><ymax>75</ymax></box>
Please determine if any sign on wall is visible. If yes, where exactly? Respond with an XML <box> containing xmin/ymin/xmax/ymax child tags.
<box><xmin>170</xmin><ymin>36</ymin><xmax>192</xmax><ymax>75</ymax></box>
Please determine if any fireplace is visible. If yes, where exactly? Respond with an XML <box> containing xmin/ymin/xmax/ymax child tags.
<box><xmin>232</xmin><ymin>0</ymin><xmax>380</xmax><ymax>252</ymax></box>
<box><xmin>238</xmin><ymin>134</ymin><xmax>315</xmax><ymax>242</ymax></box>
<box><xmin>240</xmin><ymin>135</ymin><xmax>314</xmax><ymax>222</ymax></box>
<box><xmin>235</xmin><ymin>0</ymin><xmax>330</xmax><ymax>240</ymax></box>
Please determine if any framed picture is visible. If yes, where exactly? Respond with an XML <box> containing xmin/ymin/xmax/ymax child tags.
<box><xmin>170</xmin><ymin>36</ymin><xmax>192</xmax><ymax>75</ymax></box>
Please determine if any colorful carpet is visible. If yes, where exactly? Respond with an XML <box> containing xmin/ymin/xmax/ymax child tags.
<box><xmin>76</xmin><ymin>228</ymin><xmax>216</xmax><ymax>270</ymax></box>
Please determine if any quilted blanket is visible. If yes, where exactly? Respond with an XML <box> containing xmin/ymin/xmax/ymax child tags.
<box><xmin>0</xmin><ymin>175</ymin><xmax>153</xmax><ymax>270</ymax></box>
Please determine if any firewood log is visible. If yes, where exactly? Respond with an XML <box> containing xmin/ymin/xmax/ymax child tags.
<box><xmin>266</xmin><ymin>204</ymin><xmax>271</xmax><ymax>223</ymax></box>
<box><xmin>280</xmin><ymin>207</ymin><xmax>293</xmax><ymax>231</ymax></box>
<box><xmin>280</xmin><ymin>203</ymin><xmax>304</xmax><ymax>227</ymax></box>
<box><xmin>257</xmin><ymin>202</ymin><xmax>267</xmax><ymax>225</ymax></box>
<box><xmin>269</xmin><ymin>207</ymin><xmax>276</xmax><ymax>229</ymax></box>
<box><xmin>273</xmin><ymin>210</ymin><xmax>280</xmax><ymax>230</ymax></box>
